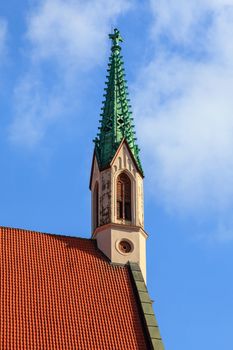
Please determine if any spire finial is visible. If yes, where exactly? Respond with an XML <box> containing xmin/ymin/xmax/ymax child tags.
<box><xmin>109</xmin><ymin>28</ymin><xmax>123</xmax><ymax>52</ymax></box>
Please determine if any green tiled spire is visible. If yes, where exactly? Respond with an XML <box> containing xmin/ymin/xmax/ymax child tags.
<box><xmin>94</xmin><ymin>28</ymin><xmax>143</xmax><ymax>174</ymax></box>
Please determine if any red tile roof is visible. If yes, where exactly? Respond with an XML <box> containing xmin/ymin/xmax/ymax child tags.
<box><xmin>0</xmin><ymin>226</ymin><xmax>148</xmax><ymax>349</ymax></box>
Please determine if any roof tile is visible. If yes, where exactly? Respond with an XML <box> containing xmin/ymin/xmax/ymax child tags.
<box><xmin>0</xmin><ymin>227</ymin><xmax>148</xmax><ymax>349</ymax></box>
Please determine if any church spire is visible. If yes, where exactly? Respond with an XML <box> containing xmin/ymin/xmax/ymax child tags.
<box><xmin>94</xmin><ymin>28</ymin><xmax>143</xmax><ymax>174</ymax></box>
<box><xmin>90</xmin><ymin>29</ymin><xmax>147</xmax><ymax>282</ymax></box>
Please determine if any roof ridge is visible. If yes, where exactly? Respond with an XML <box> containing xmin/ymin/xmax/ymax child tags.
<box><xmin>0</xmin><ymin>225</ymin><xmax>91</xmax><ymax>241</ymax></box>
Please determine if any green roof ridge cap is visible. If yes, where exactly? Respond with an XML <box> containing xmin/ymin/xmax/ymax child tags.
<box><xmin>128</xmin><ymin>262</ymin><xmax>165</xmax><ymax>350</ymax></box>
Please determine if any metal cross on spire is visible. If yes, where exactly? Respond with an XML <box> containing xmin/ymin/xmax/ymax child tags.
<box><xmin>109</xmin><ymin>28</ymin><xmax>123</xmax><ymax>49</ymax></box>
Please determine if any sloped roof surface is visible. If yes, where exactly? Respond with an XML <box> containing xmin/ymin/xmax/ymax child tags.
<box><xmin>0</xmin><ymin>226</ymin><xmax>148</xmax><ymax>349</ymax></box>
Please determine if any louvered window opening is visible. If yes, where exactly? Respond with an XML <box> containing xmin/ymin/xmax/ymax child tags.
<box><xmin>117</xmin><ymin>173</ymin><xmax>131</xmax><ymax>221</ymax></box>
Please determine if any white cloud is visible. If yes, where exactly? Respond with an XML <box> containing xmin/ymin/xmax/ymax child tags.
<box><xmin>150</xmin><ymin>0</ymin><xmax>233</xmax><ymax>47</ymax></box>
<box><xmin>9</xmin><ymin>0</ymin><xmax>132</xmax><ymax>147</ymax></box>
<box><xmin>9</xmin><ymin>74</ymin><xmax>64</xmax><ymax>147</ymax></box>
<box><xmin>27</xmin><ymin>0</ymin><xmax>131</xmax><ymax>70</ymax></box>
<box><xmin>133</xmin><ymin>1</ymin><xmax>233</xmax><ymax>216</ymax></box>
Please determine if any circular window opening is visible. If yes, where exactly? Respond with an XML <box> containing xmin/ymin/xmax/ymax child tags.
<box><xmin>118</xmin><ymin>240</ymin><xmax>132</xmax><ymax>254</ymax></box>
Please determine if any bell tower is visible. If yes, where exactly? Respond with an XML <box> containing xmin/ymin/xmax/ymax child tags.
<box><xmin>90</xmin><ymin>29</ymin><xmax>148</xmax><ymax>282</ymax></box>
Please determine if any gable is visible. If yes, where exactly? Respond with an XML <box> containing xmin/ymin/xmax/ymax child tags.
<box><xmin>111</xmin><ymin>139</ymin><xmax>144</xmax><ymax>178</ymax></box>
<box><xmin>89</xmin><ymin>151</ymin><xmax>100</xmax><ymax>190</ymax></box>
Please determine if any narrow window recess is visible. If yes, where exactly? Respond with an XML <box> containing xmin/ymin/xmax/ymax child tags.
<box><xmin>117</xmin><ymin>173</ymin><xmax>131</xmax><ymax>221</ymax></box>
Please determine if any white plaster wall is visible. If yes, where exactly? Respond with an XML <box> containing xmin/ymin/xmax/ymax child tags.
<box><xmin>91</xmin><ymin>158</ymin><xmax>112</xmax><ymax>230</ymax></box>
<box><xmin>94</xmin><ymin>227</ymin><xmax>112</xmax><ymax>261</ymax></box>
<box><xmin>136</xmin><ymin>174</ymin><xmax>144</xmax><ymax>227</ymax></box>
<box><xmin>139</xmin><ymin>231</ymin><xmax>147</xmax><ymax>282</ymax></box>
<box><xmin>100</xmin><ymin>169</ymin><xmax>112</xmax><ymax>225</ymax></box>
<box><xmin>95</xmin><ymin>224</ymin><xmax>147</xmax><ymax>283</ymax></box>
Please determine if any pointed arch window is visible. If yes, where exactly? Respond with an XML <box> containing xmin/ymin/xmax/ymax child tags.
<box><xmin>93</xmin><ymin>182</ymin><xmax>99</xmax><ymax>230</ymax></box>
<box><xmin>117</xmin><ymin>173</ymin><xmax>131</xmax><ymax>221</ymax></box>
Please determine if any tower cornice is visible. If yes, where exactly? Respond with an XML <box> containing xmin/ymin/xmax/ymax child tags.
<box><xmin>92</xmin><ymin>222</ymin><xmax>148</xmax><ymax>240</ymax></box>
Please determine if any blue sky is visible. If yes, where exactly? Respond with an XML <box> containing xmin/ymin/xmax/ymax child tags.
<box><xmin>1</xmin><ymin>0</ymin><xmax>233</xmax><ymax>348</ymax></box>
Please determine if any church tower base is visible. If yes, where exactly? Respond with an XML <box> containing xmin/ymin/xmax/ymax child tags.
<box><xmin>93</xmin><ymin>223</ymin><xmax>148</xmax><ymax>282</ymax></box>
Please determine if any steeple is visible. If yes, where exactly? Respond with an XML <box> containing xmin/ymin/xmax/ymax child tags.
<box><xmin>94</xmin><ymin>28</ymin><xmax>143</xmax><ymax>174</ymax></box>
<box><xmin>90</xmin><ymin>29</ymin><xmax>147</xmax><ymax>282</ymax></box>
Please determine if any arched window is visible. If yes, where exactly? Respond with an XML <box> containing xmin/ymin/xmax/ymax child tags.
<box><xmin>93</xmin><ymin>182</ymin><xmax>99</xmax><ymax>230</ymax></box>
<box><xmin>117</xmin><ymin>173</ymin><xmax>131</xmax><ymax>221</ymax></box>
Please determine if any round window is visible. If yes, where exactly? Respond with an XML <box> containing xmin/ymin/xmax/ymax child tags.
<box><xmin>118</xmin><ymin>240</ymin><xmax>132</xmax><ymax>254</ymax></box>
